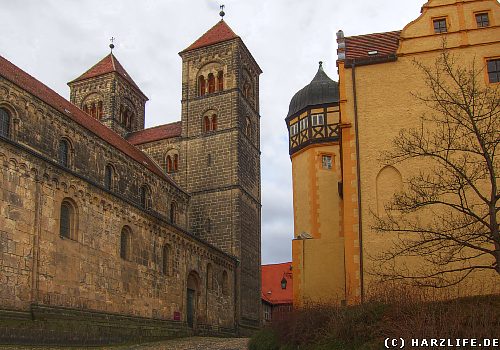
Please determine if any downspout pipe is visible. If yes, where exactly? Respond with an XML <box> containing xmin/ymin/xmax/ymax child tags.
<box><xmin>351</xmin><ymin>60</ymin><xmax>364</xmax><ymax>303</ymax></box>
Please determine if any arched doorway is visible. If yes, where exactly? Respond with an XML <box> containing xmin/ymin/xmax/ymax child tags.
<box><xmin>186</xmin><ymin>271</ymin><xmax>200</xmax><ymax>328</ymax></box>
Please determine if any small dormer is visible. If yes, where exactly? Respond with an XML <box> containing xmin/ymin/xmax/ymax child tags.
<box><xmin>68</xmin><ymin>53</ymin><xmax>148</xmax><ymax>137</ymax></box>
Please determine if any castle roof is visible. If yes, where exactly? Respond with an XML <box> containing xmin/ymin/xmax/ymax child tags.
<box><xmin>69</xmin><ymin>53</ymin><xmax>148</xmax><ymax>99</ymax></box>
<box><xmin>261</xmin><ymin>262</ymin><xmax>293</xmax><ymax>305</ymax></box>
<box><xmin>127</xmin><ymin>121</ymin><xmax>182</xmax><ymax>145</ymax></box>
<box><xmin>0</xmin><ymin>54</ymin><xmax>180</xmax><ymax>189</ymax></box>
<box><xmin>287</xmin><ymin>63</ymin><xmax>339</xmax><ymax>118</ymax></box>
<box><xmin>182</xmin><ymin>20</ymin><xmax>239</xmax><ymax>52</ymax></box>
<box><xmin>344</xmin><ymin>30</ymin><xmax>401</xmax><ymax>61</ymax></box>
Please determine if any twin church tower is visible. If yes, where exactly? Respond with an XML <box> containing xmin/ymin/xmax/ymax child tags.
<box><xmin>68</xmin><ymin>19</ymin><xmax>262</xmax><ymax>331</ymax></box>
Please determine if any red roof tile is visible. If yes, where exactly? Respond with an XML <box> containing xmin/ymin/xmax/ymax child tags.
<box><xmin>262</xmin><ymin>262</ymin><xmax>293</xmax><ymax>305</ymax></box>
<box><xmin>69</xmin><ymin>53</ymin><xmax>147</xmax><ymax>99</ymax></box>
<box><xmin>127</xmin><ymin>121</ymin><xmax>181</xmax><ymax>145</ymax></box>
<box><xmin>345</xmin><ymin>31</ymin><xmax>401</xmax><ymax>60</ymax></box>
<box><xmin>0</xmin><ymin>54</ymin><xmax>181</xmax><ymax>190</ymax></box>
<box><xmin>183</xmin><ymin>20</ymin><xmax>239</xmax><ymax>52</ymax></box>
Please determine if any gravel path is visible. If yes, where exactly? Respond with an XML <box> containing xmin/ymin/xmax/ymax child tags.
<box><xmin>0</xmin><ymin>337</ymin><xmax>250</xmax><ymax>350</ymax></box>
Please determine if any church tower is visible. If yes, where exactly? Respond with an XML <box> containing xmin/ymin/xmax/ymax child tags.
<box><xmin>179</xmin><ymin>19</ymin><xmax>262</xmax><ymax>332</ymax></box>
<box><xmin>68</xmin><ymin>52</ymin><xmax>148</xmax><ymax>137</ymax></box>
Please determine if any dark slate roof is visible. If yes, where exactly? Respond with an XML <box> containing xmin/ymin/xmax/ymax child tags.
<box><xmin>127</xmin><ymin>121</ymin><xmax>182</xmax><ymax>145</ymax></box>
<box><xmin>287</xmin><ymin>63</ymin><xmax>339</xmax><ymax>118</ymax></box>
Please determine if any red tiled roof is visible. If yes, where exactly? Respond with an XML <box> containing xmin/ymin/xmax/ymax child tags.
<box><xmin>262</xmin><ymin>262</ymin><xmax>293</xmax><ymax>305</ymax></box>
<box><xmin>0</xmin><ymin>54</ymin><xmax>180</xmax><ymax>189</ymax></box>
<box><xmin>127</xmin><ymin>121</ymin><xmax>182</xmax><ymax>145</ymax></box>
<box><xmin>345</xmin><ymin>31</ymin><xmax>401</xmax><ymax>60</ymax></box>
<box><xmin>69</xmin><ymin>53</ymin><xmax>147</xmax><ymax>99</ymax></box>
<box><xmin>182</xmin><ymin>20</ymin><xmax>239</xmax><ymax>52</ymax></box>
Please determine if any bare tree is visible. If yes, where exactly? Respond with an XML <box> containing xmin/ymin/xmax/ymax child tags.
<box><xmin>371</xmin><ymin>51</ymin><xmax>499</xmax><ymax>288</ymax></box>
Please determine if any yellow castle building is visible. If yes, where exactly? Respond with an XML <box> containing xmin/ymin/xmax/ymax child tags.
<box><xmin>287</xmin><ymin>0</ymin><xmax>500</xmax><ymax>306</ymax></box>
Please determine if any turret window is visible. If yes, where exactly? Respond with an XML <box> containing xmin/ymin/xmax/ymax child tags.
<box><xmin>311</xmin><ymin>114</ymin><xmax>324</xmax><ymax>126</ymax></box>
<box><xmin>289</xmin><ymin>123</ymin><xmax>298</xmax><ymax>136</ymax></box>
<box><xmin>299</xmin><ymin>117</ymin><xmax>308</xmax><ymax>131</ymax></box>
<box><xmin>322</xmin><ymin>155</ymin><xmax>332</xmax><ymax>170</ymax></box>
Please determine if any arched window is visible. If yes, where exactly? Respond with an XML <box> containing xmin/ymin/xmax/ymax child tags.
<box><xmin>243</xmin><ymin>83</ymin><xmax>252</xmax><ymax>99</ymax></box>
<box><xmin>173</xmin><ymin>154</ymin><xmax>179</xmax><ymax>171</ymax></box>
<box><xmin>207</xmin><ymin>263</ymin><xmax>213</xmax><ymax>290</ymax></box>
<box><xmin>58</xmin><ymin>139</ymin><xmax>69</xmax><ymax>167</ymax></box>
<box><xmin>217</xmin><ymin>71</ymin><xmax>224</xmax><ymax>91</ymax></box>
<box><xmin>0</xmin><ymin>108</ymin><xmax>10</xmax><ymax>138</ymax></box>
<box><xmin>208</xmin><ymin>73</ymin><xmax>215</xmax><ymax>93</ymax></box>
<box><xmin>204</xmin><ymin>115</ymin><xmax>210</xmax><ymax>132</ymax></box>
<box><xmin>162</xmin><ymin>244</ymin><xmax>171</xmax><ymax>275</ymax></box>
<box><xmin>166</xmin><ymin>155</ymin><xmax>173</xmax><ymax>173</ymax></box>
<box><xmin>91</xmin><ymin>103</ymin><xmax>96</xmax><ymax>118</ymax></box>
<box><xmin>120</xmin><ymin>226</ymin><xmax>132</xmax><ymax>260</ymax></box>
<box><xmin>222</xmin><ymin>270</ymin><xmax>229</xmax><ymax>295</ymax></box>
<box><xmin>211</xmin><ymin>114</ymin><xmax>217</xmax><ymax>131</ymax></box>
<box><xmin>60</xmin><ymin>199</ymin><xmax>76</xmax><ymax>240</ymax></box>
<box><xmin>199</xmin><ymin>75</ymin><xmax>206</xmax><ymax>96</ymax></box>
<box><xmin>97</xmin><ymin>101</ymin><xmax>103</xmax><ymax>119</ymax></box>
<box><xmin>83</xmin><ymin>105</ymin><xmax>89</xmax><ymax>114</ymax></box>
<box><xmin>104</xmin><ymin>164</ymin><xmax>113</xmax><ymax>190</ymax></box>
<box><xmin>140</xmin><ymin>185</ymin><xmax>150</xmax><ymax>209</ymax></box>
<box><xmin>170</xmin><ymin>201</ymin><xmax>177</xmax><ymax>224</ymax></box>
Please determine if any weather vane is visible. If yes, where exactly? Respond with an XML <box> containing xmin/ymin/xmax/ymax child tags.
<box><xmin>219</xmin><ymin>4</ymin><xmax>225</xmax><ymax>20</ymax></box>
<box><xmin>109</xmin><ymin>37</ymin><xmax>115</xmax><ymax>52</ymax></box>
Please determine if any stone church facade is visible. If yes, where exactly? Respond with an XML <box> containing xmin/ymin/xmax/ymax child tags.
<box><xmin>0</xmin><ymin>19</ymin><xmax>261</xmax><ymax>344</ymax></box>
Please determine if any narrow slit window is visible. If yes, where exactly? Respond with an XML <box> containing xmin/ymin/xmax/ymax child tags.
<box><xmin>0</xmin><ymin>108</ymin><xmax>10</xmax><ymax>138</ymax></box>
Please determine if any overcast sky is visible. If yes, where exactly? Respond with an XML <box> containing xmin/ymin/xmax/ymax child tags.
<box><xmin>1</xmin><ymin>0</ymin><xmax>426</xmax><ymax>264</ymax></box>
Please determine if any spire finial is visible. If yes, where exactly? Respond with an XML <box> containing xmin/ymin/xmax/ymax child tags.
<box><xmin>109</xmin><ymin>37</ymin><xmax>115</xmax><ymax>52</ymax></box>
<box><xmin>319</xmin><ymin>61</ymin><xmax>323</xmax><ymax>68</ymax></box>
<box><xmin>219</xmin><ymin>4</ymin><xmax>225</xmax><ymax>20</ymax></box>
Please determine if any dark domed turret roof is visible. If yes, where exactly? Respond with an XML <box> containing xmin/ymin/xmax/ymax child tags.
<box><xmin>287</xmin><ymin>62</ymin><xmax>339</xmax><ymax>118</ymax></box>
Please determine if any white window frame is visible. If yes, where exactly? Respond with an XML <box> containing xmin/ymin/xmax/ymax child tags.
<box><xmin>299</xmin><ymin>117</ymin><xmax>308</xmax><ymax>131</ymax></box>
<box><xmin>311</xmin><ymin>113</ymin><xmax>324</xmax><ymax>126</ymax></box>
<box><xmin>289</xmin><ymin>123</ymin><xmax>298</xmax><ymax>136</ymax></box>
<box><xmin>322</xmin><ymin>155</ymin><xmax>332</xmax><ymax>170</ymax></box>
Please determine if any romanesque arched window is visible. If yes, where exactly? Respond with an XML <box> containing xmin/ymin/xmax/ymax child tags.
<box><xmin>204</xmin><ymin>115</ymin><xmax>211</xmax><ymax>132</ymax></box>
<box><xmin>222</xmin><ymin>270</ymin><xmax>229</xmax><ymax>295</ymax></box>
<box><xmin>199</xmin><ymin>75</ymin><xmax>206</xmax><ymax>96</ymax></box>
<box><xmin>217</xmin><ymin>71</ymin><xmax>224</xmax><ymax>91</ymax></box>
<box><xmin>140</xmin><ymin>185</ymin><xmax>150</xmax><ymax>209</ymax></box>
<box><xmin>211</xmin><ymin>114</ymin><xmax>217</xmax><ymax>131</ymax></box>
<box><xmin>208</xmin><ymin>73</ymin><xmax>215</xmax><ymax>93</ymax></box>
<box><xmin>58</xmin><ymin>139</ymin><xmax>70</xmax><ymax>167</ymax></box>
<box><xmin>173</xmin><ymin>154</ymin><xmax>179</xmax><ymax>172</ymax></box>
<box><xmin>170</xmin><ymin>201</ymin><xmax>177</xmax><ymax>224</ymax></box>
<box><xmin>243</xmin><ymin>82</ymin><xmax>252</xmax><ymax>99</ymax></box>
<box><xmin>60</xmin><ymin>199</ymin><xmax>77</xmax><ymax>240</ymax></box>
<box><xmin>104</xmin><ymin>164</ymin><xmax>114</xmax><ymax>190</ymax></box>
<box><xmin>97</xmin><ymin>101</ymin><xmax>103</xmax><ymax>119</ymax></box>
<box><xmin>166</xmin><ymin>155</ymin><xmax>173</xmax><ymax>173</ymax></box>
<box><xmin>163</xmin><ymin>244</ymin><xmax>171</xmax><ymax>275</ymax></box>
<box><xmin>120</xmin><ymin>226</ymin><xmax>132</xmax><ymax>260</ymax></box>
<box><xmin>0</xmin><ymin>108</ymin><xmax>10</xmax><ymax>138</ymax></box>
